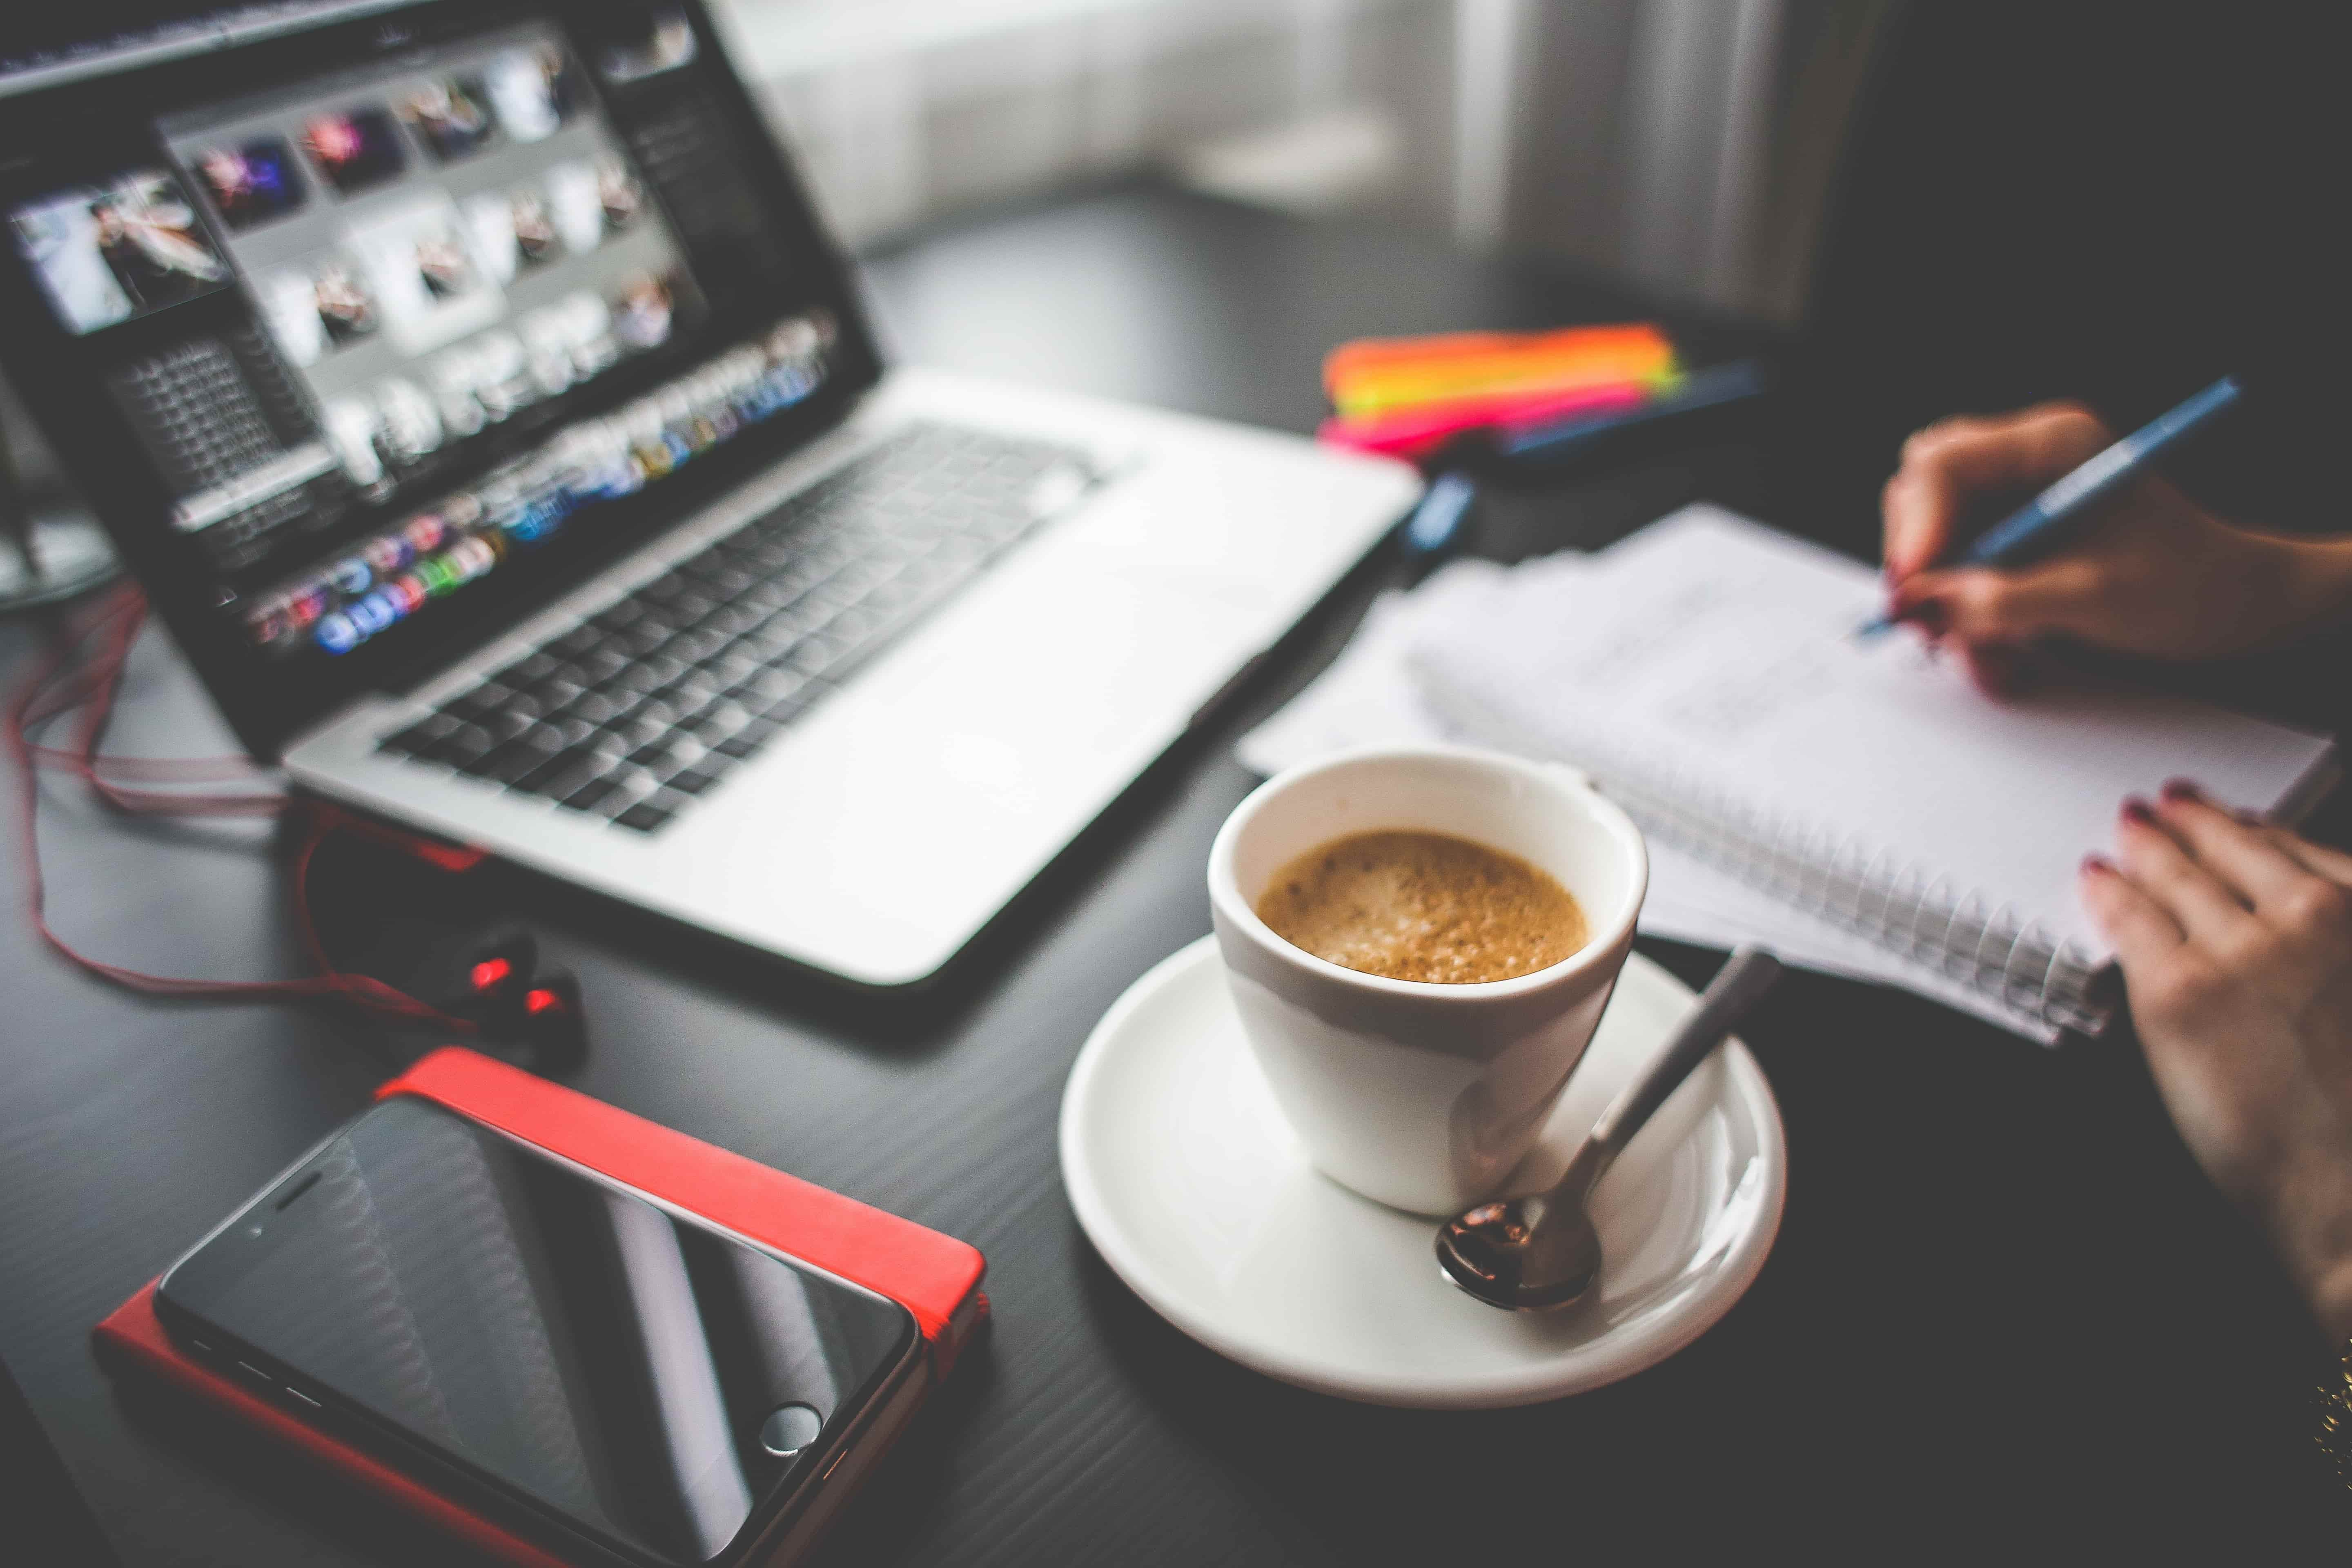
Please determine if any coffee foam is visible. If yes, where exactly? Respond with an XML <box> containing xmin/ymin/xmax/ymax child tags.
<box><xmin>1253</xmin><ymin>829</ymin><xmax>1588</xmax><ymax>984</ymax></box>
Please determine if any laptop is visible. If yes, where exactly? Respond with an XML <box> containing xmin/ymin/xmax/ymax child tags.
<box><xmin>0</xmin><ymin>0</ymin><xmax>1418</xmax><ymax>986</ymax></box>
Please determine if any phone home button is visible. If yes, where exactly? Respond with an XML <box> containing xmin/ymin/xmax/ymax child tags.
<box><xmin>758</xmin><ymin>1403</ymin><xmax>823</xmax><ymax>1459</ymax></box>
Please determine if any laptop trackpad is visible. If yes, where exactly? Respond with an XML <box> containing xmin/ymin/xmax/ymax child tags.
<box><xmin>661</xmin><ymin>555</ymin><xmax>1267</xmax><ymax>984</ymax></box>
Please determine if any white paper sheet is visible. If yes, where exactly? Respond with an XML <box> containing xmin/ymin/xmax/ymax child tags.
<box><xmin>1232</xmin><ymin>555</ymin><xmax>2059</xmax><ymax>1037</ymax></box>
<box><xmin>1237</xmin><ymin>507</ymin><xmax>2336</xmax><ymax>1044</ymax></box>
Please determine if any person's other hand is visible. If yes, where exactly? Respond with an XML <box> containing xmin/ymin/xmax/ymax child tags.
<box><xmin>2080</xmin><ymin>782</ymin><xmax>2352</xmax><ymax>1339</ymax></box>
<box><xmin>1879</xmin><ymin>403</ymin><xmax>2347</xmax><ymax>693</ymax></box>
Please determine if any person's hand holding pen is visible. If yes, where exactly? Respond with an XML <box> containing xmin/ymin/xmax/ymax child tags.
<box><xmin>1878</xmin><ymin>400</ymin><xmax>2352</xmax><ymax>693</ymax></box>
<box><xmin>1875</xmin><ymin>396</ymin><xmax>2352</xmax><ymax>1400</ymax></box>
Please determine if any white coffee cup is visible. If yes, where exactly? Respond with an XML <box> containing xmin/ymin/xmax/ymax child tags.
<box><xmin>1207</xmin><ymin>745</ymin><xmax>1648</xmax><ymax>1216</ymax></box>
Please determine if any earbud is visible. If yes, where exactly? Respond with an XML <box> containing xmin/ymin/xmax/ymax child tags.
<box><xmin>509</xmin><ymin>968</ymin><xmax>586</xmax><ymax>1073</ymax></box>
<box><xmin>416</xmin><ymin>924</ymin><xmax>587</xmax><ymax>1072</ymax></box>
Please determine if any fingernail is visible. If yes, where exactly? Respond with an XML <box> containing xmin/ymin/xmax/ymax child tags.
<box><xmin>2121</xmin><ymin>797</ymin><xmax>2154</xmax><ymax>824</ymax></box>
<box><xmin>2160</xmin><ymin>778</ymin><xmax>2203</xmax><ymax>802</ymax></box>
<box><xmin>2080</xmin><ymin>853</ymin><xmax>2113</xmax><ymax>874</ymax></box>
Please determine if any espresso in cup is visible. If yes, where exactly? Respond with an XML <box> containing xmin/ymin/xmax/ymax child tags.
<box><xmin>1254</xmin><ymin>829</ymin><xmax>1588</xmax><ymax>984</ymax></box>
<box><xmin>1209</xmin><ymin>747</ymin><xmax>1648</xmax><ymax>1214</ymax></box>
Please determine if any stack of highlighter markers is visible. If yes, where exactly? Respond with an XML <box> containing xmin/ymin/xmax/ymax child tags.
<box><xmin>1317</xmin><ymin>323</ymin><xmax>1679</xmax><ymax>463</ymax></box>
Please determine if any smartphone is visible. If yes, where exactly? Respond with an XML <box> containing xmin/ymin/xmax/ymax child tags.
<box><xmin>155</xmin><ymin>1095</ymin><xmax>924</xmax><ymax>1568</ymax></box>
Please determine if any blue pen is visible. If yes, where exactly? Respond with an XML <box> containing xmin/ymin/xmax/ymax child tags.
<box><xmin>1403</xmin><ymin>470</ymin><xmax>1477</xmax><ymax>555</ymax></box>
<box><xmin>1499</xmin><ymin>357</ymin><xmax>1768</xmax><ymax>460</ymax></box>
<box><xmin>1857</xmin><ymin>373</ymin><xmax>2243</xmax><ymax>638</ymax></box>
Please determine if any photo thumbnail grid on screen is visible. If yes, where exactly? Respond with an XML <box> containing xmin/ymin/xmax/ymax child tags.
<box><xmin>10</xmin><ymin>169</ymin><xmax>231</xmax><ymax>335</ymax></box>
<box><xmin>301</xmin><ymin>107</ymin><xmax>406</xmax><ymax>194</ymax></box>
<box><xmin>1</xmin><ymin>7</ymin><xmax>830</xmax><ymax>676</ymax></box>
<box><xmin>194</xmin><ymin>139</ymin><xmax>307</xmax><ymax>231</ymax></box>
<box><xmin>145</xmin><ymin>21</ymin><xmax>701</xmax><ymax>510</ymax></box>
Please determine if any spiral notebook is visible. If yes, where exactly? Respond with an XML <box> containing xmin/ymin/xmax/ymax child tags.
<box><xmin>1243</xmin><ymin>507</ymin><xmax>2338</xmax><ymax>1040</ymax></box>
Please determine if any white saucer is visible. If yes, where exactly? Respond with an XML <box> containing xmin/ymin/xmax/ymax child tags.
<box><xmin>1059</xmin><ymin>938</ymin><xmax>1786</xmax><ymax>1408</ymax></box>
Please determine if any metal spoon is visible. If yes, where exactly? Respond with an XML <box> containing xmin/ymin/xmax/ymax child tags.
<box><xmin>1436</xmin><ymin>947</ymin><xmax>1783</xmax><ymax>1311</ymax></box>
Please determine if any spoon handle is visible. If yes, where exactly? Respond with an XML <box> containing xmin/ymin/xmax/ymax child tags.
<box><xmin>1577</xmin><ymin>947</ymin><xmax>1782</xmax><ymax>1184</ymax></box>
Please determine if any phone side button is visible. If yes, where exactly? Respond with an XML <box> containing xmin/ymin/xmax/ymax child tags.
<box><xmin>234</xmin><ymin>1361</ymin><xmax>274</xmax><ymax>1383</ymax></box>
<box><xmin>817</xmin><ymin>1451</ymin><xmax>845</xmax><ymax>1483</ymax></box>
<box><xmin>285</xmin><ymin>1388</ymin><xmax>323</xmax><ymax>1410</ymax></box>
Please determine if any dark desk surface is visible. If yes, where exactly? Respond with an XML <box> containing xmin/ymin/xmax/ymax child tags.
<box><xmin>0</xmin><ymin>185</ymin><xmax>2332</xmax><ymax>1563</ymax></box>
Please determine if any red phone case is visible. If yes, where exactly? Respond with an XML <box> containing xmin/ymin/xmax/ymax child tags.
<box><xmin>94</xmin><ymin>1047</ymin><xmax>989</xmax><ymax>1567</ymax></box>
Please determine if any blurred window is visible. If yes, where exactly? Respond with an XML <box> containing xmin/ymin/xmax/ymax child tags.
<box><xmin>715</xmin><ymin>0</ymin><xmax>1457</xmax><ymax>248</ymax></box>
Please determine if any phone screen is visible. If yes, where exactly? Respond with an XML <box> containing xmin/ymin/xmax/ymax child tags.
<box><xmin>157</xmin><ymin>1095</ymin><xmax>917</xmax><ymax>1566</ymax></box>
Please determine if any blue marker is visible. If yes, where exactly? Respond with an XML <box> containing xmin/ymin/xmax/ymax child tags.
<box><xmin>1858</xmin><ymin>374</ymin><xmax>2243</xmax><ymax>639</ymax></box>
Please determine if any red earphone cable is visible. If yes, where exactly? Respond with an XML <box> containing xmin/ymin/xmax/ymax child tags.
<box><xmin>7</xmin><ymin>586</ymin><xmax>470</xmax><ymax>1028</ymax></box>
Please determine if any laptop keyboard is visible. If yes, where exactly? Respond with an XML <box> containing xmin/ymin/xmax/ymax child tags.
<box><xmin>376</xmin><ymin>422</ymin><xmax>1098</xmax><ymax>833</ymax></box>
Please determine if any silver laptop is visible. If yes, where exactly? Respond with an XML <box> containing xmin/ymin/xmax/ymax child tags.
<box><xmin>0</xmin><ymin>0</ymin><xmax>1416</xmax><ymax>986</ymax></box>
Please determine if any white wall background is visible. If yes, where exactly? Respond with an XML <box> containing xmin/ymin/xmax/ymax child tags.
<box><xmin>712</xmin><ymin>0</ymin><xmax>1893</xmax><ymax>324</ymax></box>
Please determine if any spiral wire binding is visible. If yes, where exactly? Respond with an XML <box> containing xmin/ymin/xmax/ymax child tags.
<box><xmin>1604</xmin><ymin>766</ymin><xmax>2109</xmax><ymax>1035</ymax></box>
<box><xmin>1434</xmin><ymin>686</ymin><xmax>2111</xmax><ymax>1037</ymax></box>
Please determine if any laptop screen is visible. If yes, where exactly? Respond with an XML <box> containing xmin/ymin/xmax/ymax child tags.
<box><xmin>0</xmin><ymin>2</ymin><xmax>879</xmax><ymax>755</ymax></box>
